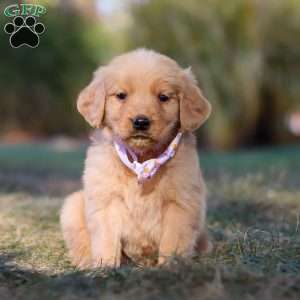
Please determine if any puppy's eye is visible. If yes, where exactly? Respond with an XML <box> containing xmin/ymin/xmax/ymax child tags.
<box><xmin>116</xmin><ymin>92</ymin><xmax>127</xmax><ymax>100</ymax></box>
<box><xmin>158</xmin><ymin>94</ymin><xmax>170</xmax><ymax>102</ymax></box>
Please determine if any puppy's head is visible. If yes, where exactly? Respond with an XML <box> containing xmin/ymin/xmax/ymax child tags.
<box><xmin>77</xmin><ymin>49</ymin><xmax>211</xmax><ymax>151</ymax></box>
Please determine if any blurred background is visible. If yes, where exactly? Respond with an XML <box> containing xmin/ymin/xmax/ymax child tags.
<box><xmin>0</xmin><ymin>0</ymin><xmax>299</xmax><ymax>150</ymax></box>
<box><xmin>1</xmin><ymin>2</ymin><xmax>300</xmax><ymax>297</ymax></box>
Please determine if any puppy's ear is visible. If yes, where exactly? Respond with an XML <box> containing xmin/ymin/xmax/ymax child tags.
<box><xmin>77</xmin><ymin>68</ymin><xmax>107</xmax><ymax>128</ymax></box>
<box><xmin>179</xmin><ymin>68</ymin><xmax>211</xmax><ymax>132</ymax></box>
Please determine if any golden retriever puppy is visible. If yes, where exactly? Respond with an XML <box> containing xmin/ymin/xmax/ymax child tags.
<box><xmin>60</xmin><ymin>49</ymin><xmax>212</xmax><ymax>269</ymax></box>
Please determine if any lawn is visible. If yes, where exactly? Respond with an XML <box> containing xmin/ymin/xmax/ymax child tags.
<box><xmin>0</xmin><ymin>143</ymin><xmax>299</xmax><ymax>300</ymax></box>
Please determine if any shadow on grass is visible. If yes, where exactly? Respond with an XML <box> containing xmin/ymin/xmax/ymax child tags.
<box><xmin>0</xmin><ymin>168</ymin><xmax>81</xmax><ymax>197</ymax></box>
<box><xmin>0</xmin><ymin>255</ymin><xmax>217</xmax><ymax>300</ymax></box>
<box><xmin>209</xmin><ymin>199</ymin><xmax>274</xmax><ymax>228</ymax></box>
<box><xmin>0</xmin><ymin>256</ymin><xmax>300</xmax><ymax>300</ymax></box>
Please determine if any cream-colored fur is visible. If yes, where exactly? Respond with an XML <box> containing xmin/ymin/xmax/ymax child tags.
<box><xmin>60</xmin><ymin>49</ymin><xmax>212</xmax><ymax>268</ymax></box>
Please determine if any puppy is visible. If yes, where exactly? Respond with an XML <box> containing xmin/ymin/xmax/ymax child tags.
<box><xmin>60</xmin><ymin>49</ymin><xmax>212</xmax><ymax>268</ymax></box>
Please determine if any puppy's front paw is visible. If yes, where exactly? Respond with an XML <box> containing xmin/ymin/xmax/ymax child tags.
<box><xmin>158</xmin><ymin>255</ymin><xmax>173</xmax><ymax>266</ymax></box>
<box><xmin>92</xmin><ymin>256</ymin><xmax>120</xmax><ymax>269</ymax></box>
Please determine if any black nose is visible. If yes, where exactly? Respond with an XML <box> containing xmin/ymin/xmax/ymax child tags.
<box><xmin>132</xmin><ymin>115</ymin><xmax>151</xmax><ymax>131</ymax></box>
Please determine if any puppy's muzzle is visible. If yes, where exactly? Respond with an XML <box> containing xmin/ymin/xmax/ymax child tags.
<box><xmin>132</xmin><ymin>115</ymin><xmax>151</xmax><ymax>131</ymax></box>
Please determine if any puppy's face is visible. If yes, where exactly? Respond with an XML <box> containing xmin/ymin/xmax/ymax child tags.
<box><xmin>103</xmin><ymin>60</ymin><xmax>181</xmax><ymax>150</ymax></box>
<box><xmin>77</xmin><ymin>49</ymin><xmax>211</xmax><ymax>151</ymax></box>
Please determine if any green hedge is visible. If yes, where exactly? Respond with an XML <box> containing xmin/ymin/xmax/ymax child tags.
<box><xmin>0</xmin><ymin>5</ymin><xmax>110</xmax><ymax>135</ymax></box>
<box><xmin>129</xmin><ymin>0</ymin><xmax>300</xmax><ymax>149</ymax></box>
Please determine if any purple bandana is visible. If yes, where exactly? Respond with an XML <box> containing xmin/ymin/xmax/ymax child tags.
<box><xmin>114</xmin><ymin>132</ymin><xmax>183</xmax><ymax>183</ymax></box>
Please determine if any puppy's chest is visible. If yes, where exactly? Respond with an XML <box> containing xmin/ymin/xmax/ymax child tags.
<box><xmin>121</xmin><ymin>184</ymin><xmax>164</xmax><ymax>260</ymax></box>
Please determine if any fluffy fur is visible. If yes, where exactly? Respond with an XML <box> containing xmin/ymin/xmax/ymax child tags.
<box><xmin>60</xmin><ymin>49</ymin><xmax>212</xmax><ymax>268</ymax></box>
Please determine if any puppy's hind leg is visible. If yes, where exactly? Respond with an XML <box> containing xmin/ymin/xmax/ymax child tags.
<box><xmin>60</xmin><ymin>191</ymin><xmax>92</xmax><ymax>269</ymax></box>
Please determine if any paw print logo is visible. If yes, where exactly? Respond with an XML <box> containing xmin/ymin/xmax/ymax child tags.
<box><xmin>4</xmin><ymin>16</ymin><xmax>45</xmax><ymax>48</ymax></box>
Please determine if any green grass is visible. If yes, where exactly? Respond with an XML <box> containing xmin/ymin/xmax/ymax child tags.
<box><xmin>0</xmin><ymin>143</ymin><xmax>299</xmax><ymax>300</ymax></box>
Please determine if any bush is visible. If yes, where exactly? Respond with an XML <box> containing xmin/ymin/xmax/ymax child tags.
<box><xmin>0</xmin><ymin>4</ymin><xmax>110</xmax><ymax>136</ymax></box>
<box><xmin>129</xmin><ymin>0</ymin><xmax>300</xmax><ymax>149</ymax></box>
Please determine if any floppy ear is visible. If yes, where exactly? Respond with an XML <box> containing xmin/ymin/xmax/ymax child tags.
<box><xmin>77</xmin><ymin>68</ymin><xmax>107</xmax><ymax>128</ymax></box>
<box><xmin>179</xmin><ymin>68</ymin><xmax>212</xmax><ymax>132</ymax></box>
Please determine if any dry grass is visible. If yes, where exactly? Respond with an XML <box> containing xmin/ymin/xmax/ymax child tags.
<box><xmin>0</xmin><ymin>144</ymin><xmax>299</xmax><ymax>300</ymax></box>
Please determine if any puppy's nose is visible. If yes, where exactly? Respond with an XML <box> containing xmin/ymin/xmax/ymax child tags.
<box><xmin>132</xmin><ymin>115</ymin><xmax>151</xmax><ymax>131</ymax></box>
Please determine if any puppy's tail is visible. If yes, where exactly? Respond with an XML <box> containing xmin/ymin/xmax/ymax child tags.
<box><xmin>60</xmin><ymin>191</ymin><xmax>91</xmax><ymax>269</ymax></box>
<box><xmin>195</xmin><ymin>231</ymin><xmax>213</xmax><ymax>254</ymax></box>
